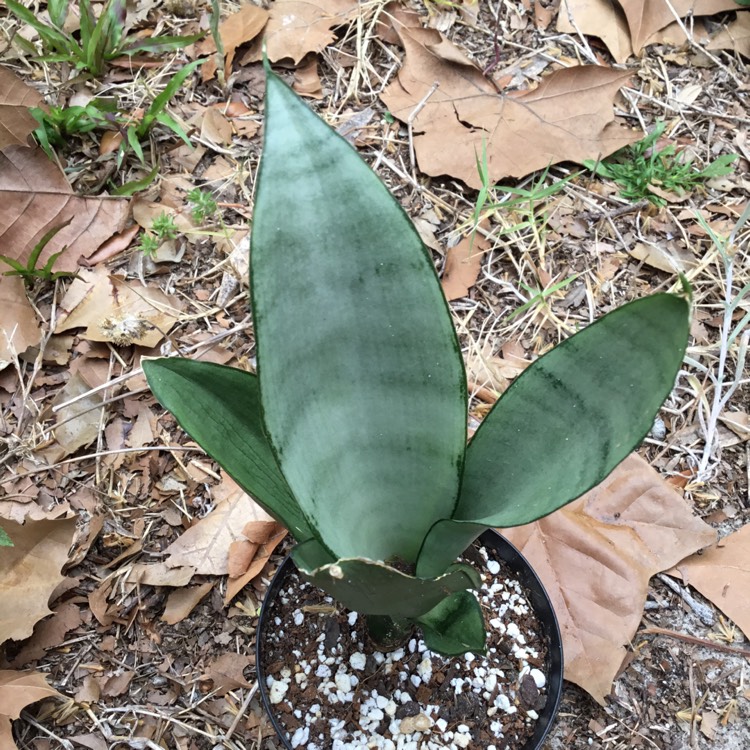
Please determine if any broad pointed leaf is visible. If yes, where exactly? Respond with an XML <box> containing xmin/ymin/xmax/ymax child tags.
<box><xmin>142</xmin><ymin>358</ymin><xmax>315</xmax><ymax>542</ymax></box>
<box><xmin>251</xmin><ymin>70</ymin><xmax>467</xmax><ymax>563</ymax></box>
<box><xmin>294</xmin><ymin>555</ymin><xmax>480</xmax><ymax>618</ymax></box>
<box><xmin>418</xmin><ymin>294</ymin><xmax>689</xmax><ymax>576</ymax></box>
<box><xmin>417</xmin><ymin>590</ymin><xmax>486</xmax><ymax>655</ymax></box>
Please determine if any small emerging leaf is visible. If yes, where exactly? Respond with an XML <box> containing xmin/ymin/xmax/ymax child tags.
<box><xmin>417</xmin><ymin>591</ymin><xmax>486</xmax><ymax>655</ymax></box>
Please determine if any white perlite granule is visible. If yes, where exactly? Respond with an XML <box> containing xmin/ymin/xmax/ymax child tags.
<box><xmin>264</xmin><ymin>545</ymin><xmax>548</xmax><ymax>750</ymax></box>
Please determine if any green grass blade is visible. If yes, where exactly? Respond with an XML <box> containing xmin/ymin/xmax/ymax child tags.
<box><xmin>116</xmin><ymin>33</ymin><xmax>204</xmax><ymax>56</ymax></box>
<box><xmin>149</xmin><ymin>59</ymin><xmax>202</xmax><ymax>116</ymax></box>
<box><xmin>142</xmin><ymin>358</ymin><xmax>316</xmax><ymax>543</ymax></box>
<box><xmin>252</xmin><ymin>70</ymin><xmax>467</xmax><ymax>564</ymax></box>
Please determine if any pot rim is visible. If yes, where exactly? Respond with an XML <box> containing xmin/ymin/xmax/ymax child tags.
<box><xmin>256</xmin><ymin>530</ymin><xmax>564</xmax><ymax>750</ymax></box>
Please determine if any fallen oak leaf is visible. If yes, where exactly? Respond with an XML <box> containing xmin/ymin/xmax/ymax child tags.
<box><xmin>381</xmin><ymin>27</ymin><xmax>638</xmax><ymax>188</ymax></box>
<box><xmin>0</xmin><ymin>670</ymin><xmax>62</xmax><ymax>748</ymax></box>
<box><xmin>0</xmin><ymin>67</ymin><xmax>43</xmax><ymax>150</ymax></box>
<box><xmin>239</xmin><ymin>0</ymin><xmax>359</xmax><ymax>66</ymax></box>
<box><xmin>0</xmin><ymin>517</ymin><xmax>77</xmax><ymax>644</ymax></box>
<box><xmin>164</xmin><ymin>476</ymin><xmax>275</xmax><ymax>576</ymax></box>
<box><xmin>672</xmin><ymin>524</ymin><xmax>750</xmax><ymax>640</ymax></box>
<box><xmin>195</xmin><ymin>3</ymin><xmax>269</xmax><ymax>81</ymax></box>
<box><xmin>161</xmin><ymin>581</ymin><xmax>215</xmax><ymax>625</ymax></box>
<box><xmin>225</xmin><ymin>524</ymin><xmax>287</xmax><ymax>604</ymax></box>
<box><xmin>0</xmin><ymin>275</ymin><xmax>41</xmax><ymax>371</ymax></box>
<box><xmin>500</xmin><ymin>454</ymin><xmax>717</xmax><ymax>704</ymax></box>
<box><xmin>557</xmin><ymin>0</ymin><xmax>633</xmax><ymax>63</ymax></box>
<box><xmin>0</xmin><ymin>146</ymin><xmax>128</xmax><ymax>273</ymax></box>
<box><xmin>200</xmin><ymin>652</ymin><xmax>253</xmax><ymax>696</ymax></box>
<box><xmin>618</xmin><ymin>0</ymin><xmax>739</xmax><ymax>53</ymax></box>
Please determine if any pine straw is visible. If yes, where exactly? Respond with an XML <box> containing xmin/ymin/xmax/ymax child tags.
<box><xmin>1</xmin><ymin>0</ymin><xmax>749</xmax><ymax>748</ymax></box>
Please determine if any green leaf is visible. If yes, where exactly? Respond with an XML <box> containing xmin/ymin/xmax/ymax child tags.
<box><xmin>0</xmin><ymin>527</ymin><xmax>12</xmax><ymax>546</ymax></box>
<box><xmin>293</xmin><ymin>555</ymin><xmax>480</xmax><ymax>618</ymax></box>
<box><xmin>47</xmin><ymin>0</ymin><xmax>70</xmax><ymax>28</ymax></box>
<box><xmin>142</xmin><ymin>358</ymin><xmax>316</xmax><ymax>543</ymax></box>
<box><xmin>417</xmin><ymin>520</ymin><xmax>486</xmax><ymax>578</ymax></box>
<box><xmin>149</xmin><ymin>59</ymin><xmax>203</xmax><ymax>116</ymax></box>
<box><xmin>116</xmin><ymin>33</ymin><xmax>204</xmax><ymax>56</ymax></box>
<box><xmin>111</xmin><ymin>162</ymin><xmax>160</xmax><ymax>196</ymax></box>
<box><xmin>459</xmin><ymin>293</ymin><xmax>689</xmax><ymax>524</ymax></box>
<box><xmin>417</xmin><ymin>590</ymin><xmax>486</xmax><ymax>655</ymax></box>
<box><xmin>419</xmin><ymin>293</ymin><xmax>690</xmax><ymax>576</ymax></box>
<box><xmin>251</xmin><ymin>69</ymin><xmax>467</xmax><ymax>564</ymax></box>
<box><xmin>5</xmin><ymin>0</ymin><xmax>72</xmax><ymax>53</ymax></box>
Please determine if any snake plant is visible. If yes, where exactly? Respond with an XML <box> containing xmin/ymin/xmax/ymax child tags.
<box><xmin>143</xmin><ymin>65</ymin><xmax>690</xmax><ymax>655</ymax></box>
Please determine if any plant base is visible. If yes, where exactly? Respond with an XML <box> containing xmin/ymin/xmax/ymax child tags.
<box><xmin>257</xmin><ymin>531</ymin><xmax>563</xmax><ymax>750</ymax></box>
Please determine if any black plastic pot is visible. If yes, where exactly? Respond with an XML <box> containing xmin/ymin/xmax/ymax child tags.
<box><xmin>257</xmin><ymin>530</ymin><xmax>563</xmax><ymax>749</ymax></box>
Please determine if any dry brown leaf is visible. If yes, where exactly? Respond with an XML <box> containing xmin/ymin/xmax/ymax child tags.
<box><xmin>0</xmin><ymin>67</ymin><xmax>43</xmax><ymax>150</ymax></box>
<box><xmin>375</xmin><ymin>1</ymin><xmax>422</xmax><ymax>44</ymax></box>
<box><xmin>164</xmin><ymin>477</ymin><xmax>274</xmax><ymax>575</ymax></box>
<box><xmin>0</xmin><ymin>146</ymin><xmax>128</xmax><ymax>272</ymax></box>
<box><xmin>241</xmin><ymin>0</ymin><xmax>359</xmax><ymax>66</ymax></box>
<box><xmin>225</xmin><ymin>525</ymin><xmax>287</xmax><ymax>604</ymax></box>
<box><xmin>126</xmin><ymin>563</ymin><xmax>195</xmax><ymax>587</ymax></box>
<box><xmin>200</xmin><ymin>652</ymin><xmax>252</xmax><ymax>696</ymax></box>
<box><xmin>718</xmin><ymin>410</ymin><xmax>750</xmax><ymax>441</ymax></box>
<box><xmin>8</xmin><ymin>602</ymin><xmax>82</xmax><ymax>668</ymax></box>
<box><xmin>161</xmin><ymin>581</ymin><xmax>215</xmax><ymax>625</ymax></box>
<box><xmin>0</xmin><ymin>275</ymin><xmax>41</xmax><ymax>371</ymax></box>
<box><xmin>196</xmin><ymin>3</ymin><xmax>269</xmax><ymax>81</ymax></box>
<box><xmin>100</xmin><ymin>670</ymin><xmax>134</xmax><ymax>697</ymax></box>
<box><xmin>628</xmin><ymin>240</ymin><xmax>696</xmax><ymax>274</ymax></box>
<box><xmin>557</xmin><ymin>0</ymin><xmax>633</xmax><ymax>63</ymax></box>
<box><xmin>200</xmin><ymin>108</ymin><xmax>233</xmax><ymax>147</ymax></box>
<box><xmin>51</xmin><ymin>372</ymin><xmax>104</xmax><ymax>457</ymax></box>
<box><xmin>618</xmin><ymin>0</ymin><xmax>739</xmax><ymax>53</ymax></box>
<box><xmin>54</xmin><ymin>267</ymin><xmax>182</xmax><ymax>348</ymax></box>
<box><xmin>0</xmin><ymin>670</ymin><xmax>61</xmax><ymax>748</ymax></box>
<box><xmin>0</xmin><ymin>517</ymin><xmax>78</xmax><ymax>644</ymax></box>
<box><xmin>441</xmin><ymin>231</ymin><xmax>489</xmax><ymax>301</ymax></box>
<box><xmin>293</xmin><ymin>58</ymin><xmax>324</xmax><ymax>99</ymax></box>
<box><xmin>381</xmin><ymin>27</ymin><xmax>638</xmax><ymax>188</ymax></box>
<box><xmin>500</xmin><ymin>454</ymin><xmax>717</xmax><ymax>703</ymax></box>
<box><xmin>673</xmin><ymin>524</ymin><xmax>750</xmax><ymax>639</ymax></box>
<box><xmin>706</xmin><ymin>12</ymin><xmax>750</xmax><ymax>57</ymax></box>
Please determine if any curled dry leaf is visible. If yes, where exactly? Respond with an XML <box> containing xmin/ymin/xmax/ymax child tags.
<box><xmin>0</xmin><ymin>670</ymin><xmax>61</xmax><ymax>749</ymax></box>
<box><xmin>54</xmin><ymin>267</ymin><xmax>182</xmax><ymax>348</ymax></box>
<box><xmin>8</xmin><ymin>601</ymin><xmax>82</xmax><ymax>668</ymax></box>
<box><xmin>164</xmin><ymin>476</ymin><xmax>275</xmax><ymax>576</ymax></box>
<box><xmin>618</xmin><ymin>0</ymin><xmax>739</xmax><ymax>53</ymax></box>
<box><xmin>381</xmin><ymin>27</ymin><xmax>638</xmax><ymax>188</ymax></box>
<box><xmin>441</xmin><ymin>229</ymin><xmax>490</xmax><ymax>301</ymax></box>
<box><xmin>500</xmin><ymin>454</ymin><xmax>717</xmax><ymax>704</ymax></box>
<box><xmin>673</xmin><ymin>524</ymin><xmax>750</xmax><ymax>640</ymax></box>
<box><xmin>225</xmin><ymin>523</ymin><xmax>287</xmax><ymax>604</ymax></box>
<box><xmin>557</xmin><ymin>0</ymin><xmax>633</xmax><ymax>63</ymax></box>
<box><xmin>0</xmin><ymin>146</ymin><xmax>128</xmax><ymax>273</ymax></box>
<box><xmin>196</xmin><ymin>3</ymin><xmax>269</xmax><ymax>81</ymax></box>
<box><xmin>0</xmin><ymin>517</ymin><xmax>78</xmax><ymax>644</ymax></box>
<box><xmin>0</xmin><ymin>66</ymin><xmax>43</xmax><ymax>150</ymax></box>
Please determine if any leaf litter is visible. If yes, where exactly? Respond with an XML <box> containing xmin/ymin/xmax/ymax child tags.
<box><xmin>1</xmin><ymin>0</ymin><xmax>749</xmax><ymax>747</ymax></box>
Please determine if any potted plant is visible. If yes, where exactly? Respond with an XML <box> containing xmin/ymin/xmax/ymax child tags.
<box><xmin>143</xmin><ymin>63</ymin><xmax>690</xmax><ymax>749</ymax></box>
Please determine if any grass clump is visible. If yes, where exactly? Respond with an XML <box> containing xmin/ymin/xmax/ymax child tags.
<box><xmin>585</xmin><ymin>122</ymin><xmax>737</xmax><ymax>205</ymax></box>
